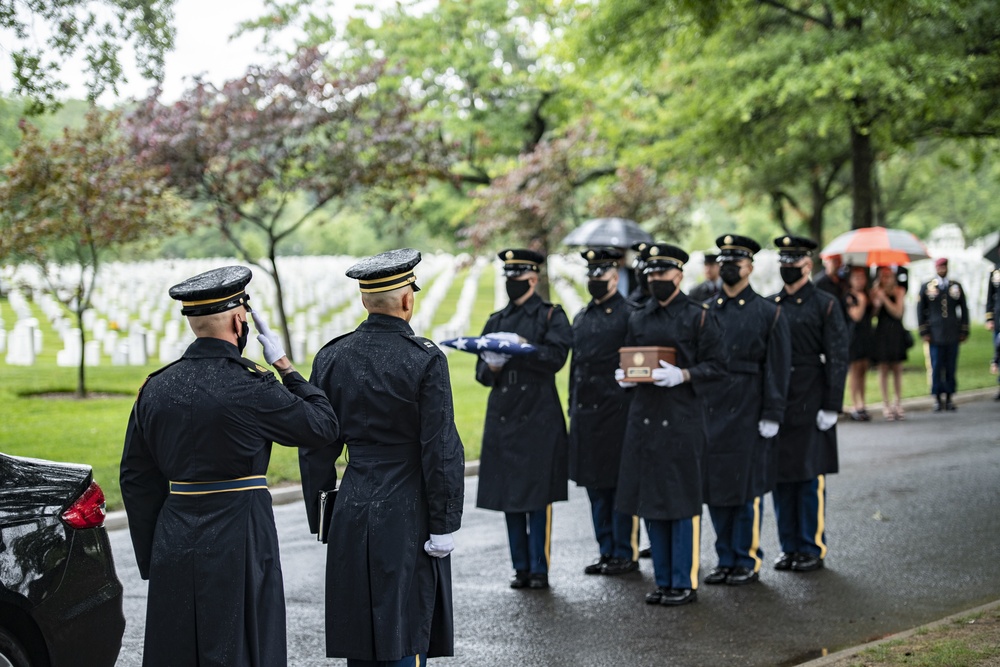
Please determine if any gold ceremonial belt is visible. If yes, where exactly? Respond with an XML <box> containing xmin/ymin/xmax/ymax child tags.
<box><xmin>169</xmin><ymin>475</ymin><xmax>268</xmax><ymax>495</ymax></box>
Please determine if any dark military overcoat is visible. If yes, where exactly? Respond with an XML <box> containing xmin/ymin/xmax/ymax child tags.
<box><xmin>475</xmin><ymin>293</ymin><xmax>572</xmax><ymax>513</ymax></box>
<box><xmin>987</xmin><ymin>267</ymin><xmax>1000</xmax><ymax>328</ymax></box>
<box><xmin>615</xmin><ymin>292</ymin><xmax>726</xmax><ymax>521</ymax></box>
<box><xmin>768</xmin><ymin>281</ymin><xmax>849</xmax><ymax>483</ymax></box>
<box><xmin>703</xmin><ymin>286</ymin><xmax>790</xmax><ymax>505</ymax></box>
<box><xmin>302</xmin><ymin>314</ymin><xmax>465</xmax><ymax>662</ymax></box>
<box><xmin>568</xmin><ymin>291</ymin><xmax>633</xmax><ymax>489</ymax></box>
<box><xmin>121</xmin><ymin>337</ymin><xmax>338</xmax><ymax>667</ymax></box>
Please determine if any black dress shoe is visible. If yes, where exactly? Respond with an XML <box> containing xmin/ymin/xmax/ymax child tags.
<box><xmin>602</xmin><ymin>558</ymin><xmax>639</xmax><ymax>575</ymax></box>
<box><xmin>791</xmin><ymin>554</ymin><xmax>824</xmax><ymax>572</ymax></box>
<box><xmin>945</xmin><ymin>396</ymin><xmax>957</xmax><ymax>411</ymax></box>
<box><xmin>645</xmin><ymin>586</ymin><xmax>670</xmax><ymax>604</ymax></box>
<box><xmin>584</xmin><ymin>554</ymin><xmax>612</xmax><ymax>575</ymax></box>
<box><xmin>660</xmin><ymin>588</ymin><xmax>698</xmax><ymax>606</ymax></box>
<box><xmin>933</xmin><ymin>394</ymin><xmax>944</xmax><ymax>412</ymax></box>
<box><xmin>528</xmin><ymin>573</ymin><xmax>549</xmax><ymax>589</ymax></box>
<box><xmin>510</xmin><ymin>571</ymin><xmax>530</xmax><ymax>589</ymax></box>
<box><xmin>638</xmin><ymin>547</ymin><xmax>652</xmax><ymax>559</ymax></box>
<box><xmin>725</xmin><ymin>567</ymin><xmax>759</xmax><ymax>585</ymax></box>
<box><xmin>774</xmin><ymin>552</ymin><xmax>796</xmax><ymax>570</ymax></box>
<box><xmin>704</xmin><ymin>567</ymin><xmax>731</xmax><ymax>585</ymax></box>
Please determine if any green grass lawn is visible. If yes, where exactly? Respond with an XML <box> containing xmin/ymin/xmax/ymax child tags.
<box><xmin>2</xmin><ymin>289</ymin><xmax>996</xmax><ymax>512</ymax></box>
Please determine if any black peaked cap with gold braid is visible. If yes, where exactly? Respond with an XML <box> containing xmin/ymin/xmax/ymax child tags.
<box><xmin>581</xmin><ymin>247</ymin><xmax>624</xmax><ymax>277</ymax></box>
<box><xmin>773</xmin><ymin>235</ymin><xmax>818</xmax><ymax>264</ymax></box>
<box><xmin>716</xmin><ymin>234</ymin><xmax>761</xmax><ymax>261</ymax></box>
<box><xmin>498</xmin><ymin>248</ymin><xmax>545</xmax><ymax>277</ymax></box>
<box><xmin>640</xmin><ymin>243</ymin><xmax>689</xmax><ymax>274</ymax></box>
<box><xmin>169</xmin><ymin>266</ymin><xmax>252</xmax><ymax>317</ymax></box>
<box><xmin>346</xmin><ymin>248</ymin><xmax>422</xmax><ymax>293</ymax></box>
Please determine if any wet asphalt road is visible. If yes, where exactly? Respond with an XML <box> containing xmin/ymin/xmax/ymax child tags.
<box><xmin>111</xmin><ymin>396</ymin><xmax>1000</xmax><ymax>666</ymax></box>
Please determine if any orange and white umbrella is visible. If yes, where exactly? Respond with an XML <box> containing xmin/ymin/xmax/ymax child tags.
<box><xmin>820</xmin><ymin>226</ymin><xmax>929</xmax><ymax>266</ymax></box>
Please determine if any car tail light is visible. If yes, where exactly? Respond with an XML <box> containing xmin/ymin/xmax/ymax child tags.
<box><xmin>62</xmin><ymin>481</ymin><xmax>107</xmax><ymax>529</ymax></box>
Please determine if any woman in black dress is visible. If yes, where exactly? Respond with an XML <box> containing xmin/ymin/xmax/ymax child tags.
<box><xmin>845</xmin><ymin>266</ymin><xmax>874</xmax><ymax>421</ymax></box>
<box><xmin>870</xmin><ymin>266</ymin><xmax>908</xmax><ymax>420</ymax></box>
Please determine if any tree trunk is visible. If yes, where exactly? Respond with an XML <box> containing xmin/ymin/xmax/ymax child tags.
<box><xmin>809</xmin><ymin>176</ymin><xmax>826</xmax><ymax>244</ymax></box>
<box><xmin>75</xmin><ymin>307</ymin><xmax>87</xmax><ymax>399</ymax></box>
<box><xmin>267</xmin><ymin>249</ymin><xmax>294</xmax><ymax>363</ymax></box>
<box><xmin>850</xmin><ymin>125</ymin><xmax>875</xmax><ymax>229</ymax></box>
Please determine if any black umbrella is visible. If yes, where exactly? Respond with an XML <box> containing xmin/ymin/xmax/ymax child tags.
<box><xmin>561</xmin><ymin>218</ymin><xmax>653</xmax><ymax>248</ymax></box>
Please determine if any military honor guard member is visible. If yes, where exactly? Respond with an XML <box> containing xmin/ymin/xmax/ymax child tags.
<box><xmin>120</xmin><ymin>266</ymin><xmax>339</xmax><ymax>667</ymax></box>
<box><xmin>987</xmin><ymin>263</ymin><xmax>1000</xmax><ymax>399</ymax></box>
<box><xmin>301</xmin><ymin>249</ymin><xmax>465</xmax><ymax>667</ymax></box>
<box><xmin>615</xmin><ymin>243</ymin><xmax>726</xmax><ymax>606</ymax></box>
<box><xmin>703</xmin><ymin>235</ymin><xmax>791</xmax><ymax>586</ymax></box>
<box><xmin>476</xmin><ymin>248</ymin><xmax>572</xmax><ymax>590</ymax></box>
<box><xmin>917</xmin><ymin>257</ymin><xmax>970</xmax><ymax>411</ymax></box>
<box><xmin>767</xmin><ymin>236</ymin><xmax>849</xmax><ymax>573</ymax></box>
<box><xmin>569</xmin><ymin>248</ymin><xmax>639</xmax><ymax>576</ymax></box>
<box><xmin>687</xmin><ymin>252</ymin><xmax>721</xmax><ymax>303</ymax></box>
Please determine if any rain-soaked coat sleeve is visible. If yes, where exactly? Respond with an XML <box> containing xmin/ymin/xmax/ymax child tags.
<box><xmin>528</xmin><ymin>305</ymin><xmax>572</xmax><ymax>374</ymax></box>
<box><xmin>762</xmin><ymin>306</ymin><xmax>792</xmax><ymax>423</ymax></box>
<box><xmin>820</xmin><ymin>298</ymin><xmax>849</xmax><ymax>413</ymax></box>
<box><xmin>120</xmin><ymin>404</ymin><xmax>169</xmax><ymax>580</ymax></box>
<box><xmin>252</xmin><ymin>370</ymin><xmax>339</xmax><ymax>449</ymax></box>
<box><xmin>420</xmin><ymin>354</ymin><xmax>465</xmax><ymax>534</ymax></box>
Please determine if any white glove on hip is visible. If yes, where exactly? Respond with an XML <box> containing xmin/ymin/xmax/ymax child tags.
<box><xmin>816</xmin><ymin>410</ymin><xmax>839</xmax><ymax>431</ymax></box>
<box><xmin>481</xmin><ymin>350</ymin><xmax>511</xmax><ymax>367</ymax></box>
<box><xmin>424</xmin><ymin>533</ymin><xmax>455</xmax><ymax>558</ymax></box>
<box><xmin>251</xmin><ymin>312</ymin><xmax>286</xmax><ymax>364</ymax></box>
<box><xmin>614</xmin><ymin>368</ymin><xmax>637</xmax><ymax>388</ymax></box>
<box><xmin>758</xmin><ymin>419</ymin><xmax>780</xmax><ymax>439</ymax></box>
<box><xmin>651</xmin><ymin>360</ymin><xmax>684</xmax><ymax>388</ymax></box>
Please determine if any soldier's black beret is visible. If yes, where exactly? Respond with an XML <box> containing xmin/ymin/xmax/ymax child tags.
<box><xmin>640</xmin><ymin>243</ymin><xmax>689</xmax><ymax>274</ymax></box>
<box><xmin>346</xmin><ymin>248</ymin><xmax>422</xmax><ymax>293</ymax></box>
<box><xmin>498</xmin><ymin>248</ymin><xmax>545</xmax><ymax>277</ymax></box>
<box><xmin>168</xmin><ymin>266</ymin><xmax>252</xmax><ymax>317</ymax></box>
<box><xmin>774</xmin><ymin>235</ymin><xmax>818</xmax><ymax>263</ymax></box>
<box><xmin>581</xmin><ymin>247</ymin><xmax>624</xmax><ymax>277</ymax></box>
<box><xmin>716</xmin><ymin>234</ymin><xmax>762</xmax><ymax>261</ymax></box>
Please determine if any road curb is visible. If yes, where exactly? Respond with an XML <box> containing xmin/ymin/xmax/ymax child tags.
<box><xmin>798</xmin><ymin>598</ymin><xmax>1000</xmax><ymax>666</ymax></box>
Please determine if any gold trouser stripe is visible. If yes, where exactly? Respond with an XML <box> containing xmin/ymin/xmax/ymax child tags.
<box><xmin>815</xmin><ymin>475</ymin><xmax>827</xmax><ymax>559</ymax></box>
<box><xmin>630</xmin><ymin>515</ymin><xmax>640</xmax><ymax>561</ymax></box>
<box><xmin>750</xmin><ymin>496</ymin><xmax>763</xmax><ymax>573</ymax></box>
<box><xmin>416</xmin><ymin>655</ymin><xmax>421</xmax><ymax>667</ymax></box>
<box><xmin>689</xmin><ymin>515</ymin><xmax>701</xmax><ymax>590</ymax></box>
<box><xmin>544</xmin><ymin>504</ymin><xmax>553</xmax><ymax>569</ymax></box>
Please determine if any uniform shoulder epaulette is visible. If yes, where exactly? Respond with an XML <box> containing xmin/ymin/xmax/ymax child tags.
<box><xmin>317</xmin><ymin>330</ymin><xmax>356</xmax><ymax>354</ymax></box>
<box><xmin>232</xmin><ymin>355</ymin><xmax>275</xmax><ymax>378</ymax></box>
<box><xmin>404</xmin><ymin>334</ymin><xmax>440</xmax><ymax>355</ymax></box>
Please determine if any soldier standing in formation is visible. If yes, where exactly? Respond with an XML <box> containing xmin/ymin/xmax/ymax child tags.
<box><xmin>303</xmin><ymin>249</ymin><xmax>466</xmax><ymax>666</ymax></box>
<box><xmin>768</xmin><ymin>236</ymin><xmax>849</xmax><ymax>573</ymax></box>
<box><xmin>688</xmin><ymin>252</ymin><xmax>721</xmax><ymax>303</ymax></box>
<box><xmin>615</xmin><ymin>243</ymin><xmax>726</xmax><ymax>606</ymax></box>
<box><xmin>702</xmin><ymin>235</ymin><xmax>791</xmax><ymax>587</ymax></box>
<box><xmin>987</xmin><ymin>263</ymin><xmax>1000</xmax><ymax>399</ymax></box>
<box><xmin>568</xmin><ymin>247</ymin><xmax>639</xmax><ymax>576</ymax></box>
<box><xmin>917</xmin><ymin>257</ymin><xmax>970</xmax><ymax>411</ymax></box>
<box><xmin>476</xmin><ymin>249</ymin><xmax>572</xmax><ymax>590</ymax></box>
<box><xmin>120</xmin><ymin>266</ymin><xmax>338</xmax><ymax>667</ymax></box>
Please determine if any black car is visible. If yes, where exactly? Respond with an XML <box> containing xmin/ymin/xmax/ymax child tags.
<box><xmin>0</xmin><ymin>453</ymin><xmax>125</xmax><ymax>667</ymax></box>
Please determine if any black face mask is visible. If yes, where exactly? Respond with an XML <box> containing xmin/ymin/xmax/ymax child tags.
<box><xmin>506</xmin><ymin>279</ymin><xmax>531</xmax><ymax>302</ymax></box>
<box><xmin>587</xmin><ymin>279</ymin><xmax>611</xmax><ymax>300</ymax></box>
<box><xmin>720</xmin><ymin>263</ymin><xmax>743</xmax><ymax>287</ymax></box>
<box><xmin>780</xmin><ymin>266</ymin><xmax>804</xmax><ymax>285</ymax></box>
<box><xmin>237</xmin><ymin>320</ymin><xmax>249</xmax><ymax>353</ymax></box>
<box><xmin>649</xmin><ymin>279</ymin><xmax>677</xmax><ymax>302</ymax></box>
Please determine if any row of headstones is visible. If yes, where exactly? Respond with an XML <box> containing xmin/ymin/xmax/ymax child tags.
<box><xmin>431</xmin><ymin>256</ymin><xmax>489</xmax><ymax>347</ymax></box>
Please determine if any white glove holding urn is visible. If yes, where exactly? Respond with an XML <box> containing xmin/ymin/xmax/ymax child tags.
<box><xmin>651</xmin><ymin>360</ymin><xmax>684</xmax><ymax>388</ymax></box>
<box><xmin>816</xmin><ymin>410</ymin><xmax>839</xmax><ymax>431</ymax></box>
<box><xmin>424</xmin><ymin>533</ymin><xmax>455</xmax><ymax>558</ymax></box>
<box><xmin>614</xmin><ymin>368</ymin><xmax>637</xmax><ymax>388</ymax></box>
<box><xmin>758</xmin><ymin>419</ymin><xmax>780</xmax><ymax>439</ymax></box>
<box><xmin>251</xmin><ymin>312</ymin><xmax>286</xmax><ymax>365</ymax></box>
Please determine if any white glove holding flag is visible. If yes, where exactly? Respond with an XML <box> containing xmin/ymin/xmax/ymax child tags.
<box><xmin>481</xmin><ymin>350</ymin><xmax>511</xmax><ymax>367</ymax></box>
<box><xmin>251</xmin><ymin>312</ymin><xmax>286</xmax><ymax>364</ymax></box>
<box><xmin>816</xmin><ymin>410</ymin><xmax>839</xmax><ymax>431</ymax></box>
<box><xmin>651</xmin><ymin>360</ymin><xmax>684</xmax><ymax>388</ymax></box>
<box><xmin>758</xmin><ymin>420</ymin><xmax>780</xmax><ymax>439</ymax></box>
<box><xmin>424</xmin><ymin>533</ymin><xmax>455</xmax><ymax>558</ymax></box>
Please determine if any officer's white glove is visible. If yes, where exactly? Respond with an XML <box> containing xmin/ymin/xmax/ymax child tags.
<box><xmin>481</xmin><ymin>350</ymin><xmax>511</xmax><ymax>367</ymax></box>
<box><xmin>251</xmin><ymin>312</ymin><xmax>286</xmax><ymax>364</ymax></box>
<box><xmin>486</xmin><ymin>331</ymin><xmax>522</xmax><ymax>343</ymax></box>
<box><xmin>614</xmin><ymin>368</ymin><xmax>637</xmax><ymax>388</ymax></box>
<box><xmin>758</xmin><ymin>420</ymin><xmax>780</xmax><ymax>439</ymax></box>
<box><xmin>816</xmin><ymin>410</ymin><xmax>839</xmax><ymax>431</ymax></box>
<box><xmin>651</xmin><ymin>360</ymin><xmax>684</xmax><ymax>387</ymax></box>
<box><xmin>424</xmin><ymin>533</ymin><xmax>455</xmax><ymax>558</ymax></box>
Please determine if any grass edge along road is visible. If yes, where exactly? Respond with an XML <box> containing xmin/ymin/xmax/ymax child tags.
<box><xmin>1</xmin><ymin>293</ymin><xmax>997</xmax><ymax>511</ymax></box>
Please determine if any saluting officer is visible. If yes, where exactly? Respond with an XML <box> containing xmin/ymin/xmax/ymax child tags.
<box><xmin>476</xmin><ymin>248</ymin><xmax>572</xmax><ymax>590</ymax></box>
<box><xmin>302</xmin><ymin>249</ymin><xmax>465</xmax><ymax>667</ymax></box>
<box><xmin>917</xmin><ymin>257</ymin><xmax>970</xmax><ymax>411</ymax></box>
<box><xmin>768</xmin><ymin>236</ymin><xmax>849</xmax><ymax>573</ymax></box>
<box><xmin>121</xmin><ymin>266</ymin><xmax>338</xmax><ymax>667</ymax></box>
<box><xmin>703</xmin><ymin>235</ymin><xmax>791</xmax><ymax>586</ymax></box>
<box><xmin>569</xmin><ymin>247</ymin><xmax>639</xmax><ymax>576</ymax></box>
<box><xmin>987</xmin><ymin>264</ymin><xmax>1000</xmax><ymax>400</ymax></box>
<box><xmin>615</xmin><ymin>243</ymin><xmax>726</xmax><ymax>606</ymax></box>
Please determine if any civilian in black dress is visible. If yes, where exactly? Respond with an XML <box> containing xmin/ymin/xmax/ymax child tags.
<box><xmin>845</xmin><ymin>266</ymin><xmax>874</xmax><ymax>421</ymax></box>
<box><xmin>870</xmin><ymin>267</ymin><xmax>908</xmax><ymax>421</ymax></box>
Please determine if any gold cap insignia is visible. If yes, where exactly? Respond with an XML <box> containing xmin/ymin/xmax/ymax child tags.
<box><xmin>783</xmin><ymin>237</ymin><xmax>791</xmax><ymax>246</ymax></box>
<box><xmin>587</xmin><ymin>250</ymin><xmax>595</xmax><ymax>259</ymax></box>
<box><xmin>650</xmin><ymin>246</ymin><xmax>660</xmax><ymax>256</ymax></box>
<box><xmin>724</xmin><ymin>235</ymin><xmax>733</xmax><ymax>244</ymax></box>
<box><xmin>505</xmin><ymin>250</ymin><xmax>514</xmax><ymax>260</ymax></box>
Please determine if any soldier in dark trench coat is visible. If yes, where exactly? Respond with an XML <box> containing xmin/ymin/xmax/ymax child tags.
<box><xmin>476</xmin><ymin>248</ymin><xmax>572</xmax><ymax>590</ymax></box>
<box><xmin>702</xmin><ymin>235</ymin><xmax>790</xmax><ymax>587</ymax></box>
<box><xmin>120</xmin><ymin>266</ymin><xmax>339</xmax><ymax>667</ymax></box>
<box><xmin>767</xmin><ymin>236</ymin><xmax>849</xmax><ymax>574</ymax></box>
<box><xmin>615</xmin><ymin>243</ymin><xmax>726</xmax><ymax>606</ymax></box>
<box><xmin>569</xmin><ymin>248</ymin><xmax>639</xmax><ymax>576</ymax></box>
<box><xmin>301</xmin><ymin>249</ymin><xmax>465</xmax><ymax>666</ymax></box>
